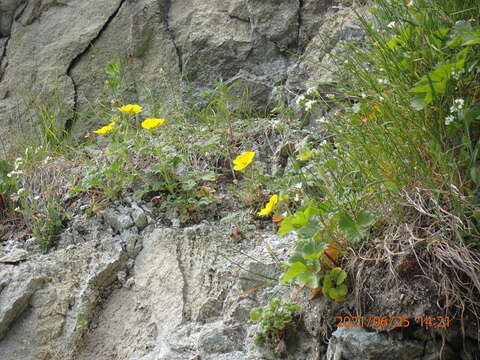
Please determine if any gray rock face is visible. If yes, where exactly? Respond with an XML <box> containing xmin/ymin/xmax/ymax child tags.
<box><xmin>0</xmin><ymin>0</ymin><xmax>354</xmax><ymax>142</ymax></box>
<box><xmin>326</xmin><ymin>327</ymin><xmax>458</xmax><ymax>360</ymax></box>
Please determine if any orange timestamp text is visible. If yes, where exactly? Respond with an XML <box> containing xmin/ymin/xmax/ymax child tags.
<box><xmin>336</xmin><ymin>316</ymin><xmax>452</xmax><ymax>328</ymax></box>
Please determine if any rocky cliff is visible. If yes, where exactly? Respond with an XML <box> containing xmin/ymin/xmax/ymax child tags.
<box><xmin>0</xmin><ymin>0</ymin><xmax>357</xmax><ymax>142</ymax></box>
<box><xmin>1</xmin><ymin>1</ymin><xmax>479</xmax><ymax>359</ymax></box>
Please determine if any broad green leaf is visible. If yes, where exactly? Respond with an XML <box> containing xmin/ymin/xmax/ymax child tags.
<box><xmin>410</xmin><ymin>92</ymin><xmax>428</xmax><ymax>110</ymax></box>
<box><xmin>356</xmin><ymin>210</ymin><xmax>376</xmax><ymax>228</ymax></box>
<box><xmin>296</xmin><ymin>270</ymin><xmax>320</xmax><ymax>288</ymax></box>
<box><xmin>278</xmin><ymin>210</ymin><xmax>310</xmax><ymax>236</ymax></box>
<box><xmin>288</xmin><ymin>253</ymin><xmax>307</xmax><ymax>265</ymax></box>
<box><xmin>338</xmin><ymin>211</ymin><xmax>374</xmax><ymax>242</ymax></box>
<box><xmin>278</xmin><ymin>216</ymin><xmax>296</xmax><ymax>236</ymax></box>
<box><xmin>280</xmin><ymin>262</ymin><xmax>308</xmax><ymax>284</ymax></box>
<box><xmin>329</xmin><ymin>267</ymin><xmax>347</xmax><ymax>285</ymax></box>
<box><xmin>328</xmin><ymin>284</ymin><xmax>348</xmax><ymax>301</ymax></box>
<box><xmin>299</xmin><ymin>239</ymin><xmax>329</xmax><ymax>260</ymax></box>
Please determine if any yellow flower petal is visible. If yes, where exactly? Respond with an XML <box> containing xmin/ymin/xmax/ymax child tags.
<box><xmin>233</xmin><ymin>151</ymin><xmax>255</xmax><ymax>171</ymax></box>
<box><xmin>93</xmin><ymin>123</ymin><xmax>114</xmax><ymax>135</ymax></box>
<box><xmin>141</xmin><ymin>118</ymin><xmax>165</xmax><ymax>129</ymax></box>
<box><xmin>258</xmin><ymin>194</ymin><xmax>278</xmax><ymax>216</ymax></box>
<box><xmin>118</xmin><ymin>104</ymin><xmax>142</xmax><ymax>115</ymax></box>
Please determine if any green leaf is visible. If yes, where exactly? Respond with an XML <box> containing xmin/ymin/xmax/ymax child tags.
<box><xmin>249</xmin><ymin>308</ymin><xmax>262</xmax><ymax>322</ymax></box>
<box><xmin>328</xmin><ymin>284</ymin><xmax>348</xmax><ymax>301</ymax></box>
<box><xmin>278</xmin><ymin>210</ymin><xmax>310</xmax><ymax>236</ymax></box>
<box><xmin>411</xmin><ymin>93</ymin><xmax>428</xmax><ymax>110</ymax></box>
<box><xmin>357</xmin><ymin>210</ymin><xmax>376</xmax><ymax>228</ymax></box>
<box><xmin>387</xmin><ymin>36</ymin><xmax>403</xmax><ymax>50</ymax></box>
<box><xmin>465</xmin><ymin>103</ymin><xmax>480</xmax><ymax>126</ymax></box>
<box><xmin>329</xmin><ymin>267</ymin><xmax>347</xmax><ymax>286</ymax></box>
<box><xmin>296</xmin><ymin>270</ymin><xmax>320</xmax><ymax>288</ymax></box>
<box><xmin>280</xmin><ymin>262</ymin><xmax>308</xmax><ymax>284</ymax></box>
<box><xmin>338</xmin><ymin>211</ymin><xmax>375</xmax><ymax>242</ymax></box>
<box><xmin>299</xmin><ymin>239</ymin><xmax>329</xmax><ymax>260</ymax></box>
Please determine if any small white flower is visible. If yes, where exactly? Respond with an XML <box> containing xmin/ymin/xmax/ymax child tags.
<box><xmin>326</xmin><ymin>93</ymin><xmax>335</xmax><ymax>99</ymax></box>
<box><xmin>296</xmin><ymin>95</ymin><xmax>306</xmax><ymax>107</ymax></box>
<box><xmin>318</xmin><ymin>116</ymin><xmax>327</xmax><ymax>123</ymax></box>
<box><xmin>378</xmin><ymin>78</ymin><xmax>388</xmax><ymax>85</ymax></box>
<box><xmin>407</xmin><ymin>0</ymin><xmax>414</xmax><ymax>6</ymax></box>
<box><xmin>305</xmin><ymin>99</ymin><xmax>316</xmax><ymax>111</ymax></box>
<box><xmin>454</xmin><ymin>98</ymin><xmax>464</xmax><ymax>108</ymax></box>
<box><xmin>306</xmin><ymin>87</ymin><xmax>318</xmax><ymax>96</ymax></box>
<box><xmin>387</xmin><ymin>21</ymin><xmax>396</xmax><ymax>29</ymax></box>
<box><xmin>17</xmin><ymin>188</ymin><xmax>28</xmax><ymax>196</ymax></box>
<box><xmin>294</xmin><ymin>183</ymin><xmax>303</xmax><ymax>190</ymax></box>
<box><xmin>445</xmin><ymin>115</ymin><xmax>455</xmax><ymax>125</ymax></box>
<box><xmin>361</xmin><ymin>93</ymin><xmax>367</xmax><ymax>99</ymax></box>
<box><xmin>450</xmin><ymin>99</ymin><xmax>465</xmax><ymax>113</ymax></box>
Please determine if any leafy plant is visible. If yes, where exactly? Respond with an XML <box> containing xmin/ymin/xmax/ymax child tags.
<box><xmin>249</xmin><ymin>299</ymin><xmax>300</xmax><ymax>356</ymax></box>
<box><xmin>0</xmin><ymin>159</ymin><xmax>16</xmax><ymax>213</ymax></box>
<box><xmin>32</xmin><ymin>201</ymin><xmax>66</xmax><ymax>251</ymax></box>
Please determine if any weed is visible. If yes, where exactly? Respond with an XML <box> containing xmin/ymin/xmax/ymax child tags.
<box><xmin>249</xmin><ymin>299</ymin><xmax>300</xmax><ymax>357</ymax></box>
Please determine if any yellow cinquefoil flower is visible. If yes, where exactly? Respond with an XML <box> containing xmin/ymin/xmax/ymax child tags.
<box><xmin>118</xmin><ymin>104</ymin><xmax>142</xmax><ymax>115</ymax></box>
<box><xmin>233</xmin><ymin>151</ymin><xmax>254</xmax><ymax>171</ymax></box>
<box><xmin>141</xmin><ymin>118</ymin><xmax>165</xmax><ymax>129</ymax></box>
<box><xmin>93</xmin><ymin>120</ymin><xmax>116</xmax><ymax>135</ymax></box>
<box><xmin>258</xmin><ymin>194</ymin><xmax>278</xmax><ymax>216</ymax></box>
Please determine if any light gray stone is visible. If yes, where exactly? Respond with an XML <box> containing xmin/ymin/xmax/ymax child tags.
<box><xmin>0</xmin><ymin>275</ymin><xmax>44</xmax><ymax>341</ymax></box>
<box><xmin>326</xmin><ymin>327</ymin><xmax>425</xmax><ymax>360</ymax></box>
<box><xmin>0</xmin><ymin>249</ymin><xmax>29</xmax><ymax>263</ymax></box>
<box><xmin>99</xmin><ymin>208</ymin><xmax>134</xmax><ymax>233</ymax></box>
<box><xmin>0</xmin><ymin>0</ymin><xmax>350</xmax><ymax>142</ymax></box>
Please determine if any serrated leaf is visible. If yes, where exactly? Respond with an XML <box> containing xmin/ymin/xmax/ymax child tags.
<box><xmin>356</xmin><ymin>211</ymin><xmax>376</xmax><ymax>228</ymax></box>
<box><xmin>338</xmin><ymin>211</ymin><xmax>374</xmax><ymax>242</ymax></box>
<box><xmin>296</xmin><ymin>270</ymin><xmax>320</xmax><ymax>288</ymax></box>
<box><xmin>280</xmin><ymin>262</ymin><xmax>308</xmax><ymax>284</ymax></box>
<box><xmin>299</xmin><ymin>239</ymin><xmax>329</xmax><ymax>260</ymax></box>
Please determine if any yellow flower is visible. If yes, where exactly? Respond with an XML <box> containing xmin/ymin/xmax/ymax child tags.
<box><xmin>141</xmin><ymin>118</ymin><xmax>165</xmax><ymax>129</ymax></box>
<box><xmin>233</xmin><ymin>151</ymin><xmax>255</xmax><ymax>171</ymax></box>
<box><xmin>258</xmin><ymin>194</ymin><xmax>278</xmax><ymax>216</ymax></box>
<box><xmin>118</xmin><ymin>104</ymin><xmax>142</xmax><ymax>115</ymax></box>
<box><xmin>93</xmin><ymin>120</ymin><xmax>116</xmax><ymax>135</ymax></box>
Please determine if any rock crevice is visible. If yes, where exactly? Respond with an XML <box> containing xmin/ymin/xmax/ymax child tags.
<box><xmin>65</xmin><ymin>0</ymin><xmax>127</xmax><ymax>132</ymax></box>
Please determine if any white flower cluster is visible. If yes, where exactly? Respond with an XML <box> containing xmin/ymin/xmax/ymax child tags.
<box><xmin>306</xmin><ymin>87</ymin><xmax>319</xmax><ymax>97</ymax></box>
<box><xmin>305</xmin><ymin>99</ymin><xmax>317</xmax><ymax>111</ymax></box>
<box><xmin>7</xmin><ymin>157</ymin><xmax>24</xmax><ymax>178</ymax></box>
<box><xmin>296</xmin><ymin>90</ymin><xmax>318</xmax><ymax>112</ymax></box>
<box><xmin>445</xmin><ymin>98</ymin><xmax>464</xmax><ymax>126</ymax></box>
<box><xmin>296</xmin><ymin>95</ymin><xmax>306</xmax><ymax>108</ymax></box>
<box><xmin>449</xmin><ymin>98</ymin><xmax>464</xmax><ymax>113</ymax></box>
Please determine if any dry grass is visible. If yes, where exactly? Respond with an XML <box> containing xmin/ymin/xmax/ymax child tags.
<box><xmin>345</xmin><ymin>187</ymin><xmax>480</xmax><ymax>353</ymax></box>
